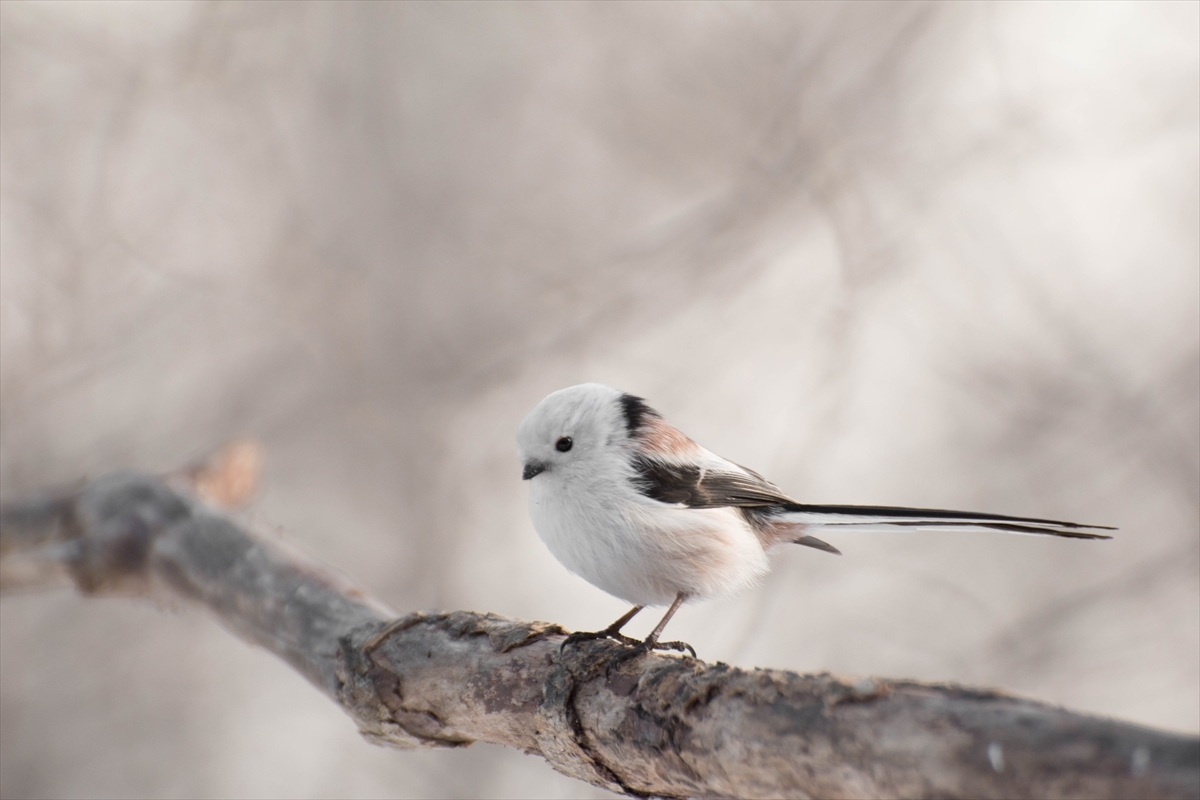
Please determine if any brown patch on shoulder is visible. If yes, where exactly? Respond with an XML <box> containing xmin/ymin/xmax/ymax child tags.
<box><xmin>637</xmin><ymin>417</ymin><xmax>703</xmax><ymax>457</ymax></box>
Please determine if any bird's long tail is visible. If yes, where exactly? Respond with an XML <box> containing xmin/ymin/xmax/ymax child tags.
<box><xmin>777</xmin><ymin>504</ymin><xmax>1113</xmax><ymax>555</ymax></box>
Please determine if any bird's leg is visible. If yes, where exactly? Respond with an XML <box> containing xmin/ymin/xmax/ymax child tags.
<box><xmin>638</xmin><ymin>594</ymin><xmax>696</xmax><ymax>657</ymax></box>
<box><xmin>603</xmin><ymin>593</ymin><xmax>696</xmax><ymax>672</ymax></box>
<box><xmin>639</xmin><ymin>593</ymin><xmax>695</xmax><ymax>657</ymax></box>
<box><xmin>561</xmin><ymin>604</ymin><xmax>644</xmax><ymax>650</ymax></box>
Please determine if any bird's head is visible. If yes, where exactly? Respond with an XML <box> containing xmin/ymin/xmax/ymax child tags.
<box><xmin>516</xmin><ymin>383</ymin><xmax>639</xmax><ymax>481</ymax></box>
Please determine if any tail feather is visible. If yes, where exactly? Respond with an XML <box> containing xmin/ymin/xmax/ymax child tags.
<box><xmin>792</xmin><ymin>535</ymin><xmax>843</xmax><ymax>555</ymax></box>
<box><xmin>778</xmin><ymin>503</ymin><xmax>1114</xmax><ymax>540</ymax></box>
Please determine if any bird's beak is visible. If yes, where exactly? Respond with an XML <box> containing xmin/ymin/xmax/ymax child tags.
<box><xmin>522</xmin><ymin>461</ymin><xmax>546</xmax><ymax>480</ymax></box>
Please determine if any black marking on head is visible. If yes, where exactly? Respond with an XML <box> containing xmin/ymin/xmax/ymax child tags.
<box><xmin>618</xmin><ymin>393</ymin><xmax>659</xmax><ymax>434</ymax></box>
<box><xmin>630</xmin><ymin>455</ymin><xmax>794</xmax><ymax>509</ymax></box>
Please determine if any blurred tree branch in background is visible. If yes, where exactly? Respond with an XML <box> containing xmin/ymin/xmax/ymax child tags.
<box><xmin>1</xmin><ymin>468</ymin><xmax>1196</xmax><ymax>800</ymax></box>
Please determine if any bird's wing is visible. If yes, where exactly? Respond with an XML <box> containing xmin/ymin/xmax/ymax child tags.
<box><xmin>627</xmin><ymin>453</ymin><xmax>1113</xmax><ymax>541</ymax></box>
<box><xmin>771</xmin><ymin>503</ymin><xmax>1114</xmax><ymax>540</ymax></box>
<box><xmin>626</xmin><ymin>417</ymin><xmax>1113</xmax><ymax>541</ymax></box>
<box><xmin>629</xmin><ymin>452</ymin><xmax>795</xmax><ymax>508</ymax></box>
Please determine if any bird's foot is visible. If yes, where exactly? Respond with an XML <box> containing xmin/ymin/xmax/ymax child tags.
<box><xmin>649</xmin><ymin>639</ymin><xmax>697</xmax><ymax>658</ymax></box>
<box><xmin>560</xmin><ymin>626</ymin><xmax>641</xmax><ymax>652</ymax></box>
<box><xmin>601</xmin><ymin>638</ymin><xmax>697</xmax><ymax>675</ymax></box>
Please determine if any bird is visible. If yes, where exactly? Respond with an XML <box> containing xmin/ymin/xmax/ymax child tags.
<box><xmin>516</xmin><ymin>383</ymin><xmax>1113</xmax><ymax>660</ymax></box>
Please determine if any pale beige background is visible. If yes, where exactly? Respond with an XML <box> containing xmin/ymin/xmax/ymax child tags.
<box><xmin>1</xmin><ymin>2</ymin><xmax>1197</xmax><ymax>798</ymax></box>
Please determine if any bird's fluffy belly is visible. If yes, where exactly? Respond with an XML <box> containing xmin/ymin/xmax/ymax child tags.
<box><xmin>529</xmin><ymin>484</ymin><xmax>769</xmax><ymax>606</ymax></box>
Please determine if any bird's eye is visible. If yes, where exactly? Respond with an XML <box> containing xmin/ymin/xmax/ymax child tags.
<box><xmin>555</xmin><ymin>436</ymin><xmax>573</xmax><ymax>452</ymax></box>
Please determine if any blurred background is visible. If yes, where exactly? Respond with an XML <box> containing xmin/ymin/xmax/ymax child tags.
<box><xmin>1</xmin><ymin>2</ymin><xmax>1196</xmax><ymax>798</ymax></box>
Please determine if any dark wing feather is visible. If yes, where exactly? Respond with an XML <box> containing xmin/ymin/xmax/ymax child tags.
<box><xmin>631</xmin><ymin>455</ymin><xmax>793</xmax><ymax>508</ymax></box>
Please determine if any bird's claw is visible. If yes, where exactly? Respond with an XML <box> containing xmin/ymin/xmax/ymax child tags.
<box><xmin>560</xmin><ymin>628</ymin><xmax>641</xmax><ymax>652</ymax></box>
<box><xmin>652</xmin><ymin>639</ymin><xmax>697</xmax><ymax>658</ymax></box>
<box><xmin>599</xmin><ymin>638</ymin><xmax>697</xmax><ymax>677</ymax></box>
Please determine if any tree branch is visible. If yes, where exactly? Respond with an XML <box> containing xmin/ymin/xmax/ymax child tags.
<box><xmin>2</xmin><ymin>472</ymin><xmax>1196</xmax><ymax>799</ymax></box>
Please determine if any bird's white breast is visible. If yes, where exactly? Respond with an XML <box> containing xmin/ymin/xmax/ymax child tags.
<box><xmin>527</xmin><ymin>468</ymin><xmax>770</xmax><ymax>607</ymax></box>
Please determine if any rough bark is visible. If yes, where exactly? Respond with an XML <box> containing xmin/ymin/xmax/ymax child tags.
<box><xmin>1</xmin><ymin>472</ymin><xmax>1196</xmax><ymax>799</ymax></box>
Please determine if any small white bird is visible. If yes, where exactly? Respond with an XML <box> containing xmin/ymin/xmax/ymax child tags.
<box><xmin>517</xmin><ymin>383</ymin><xmax>1112</xmax><ymax>658</ymax></box>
